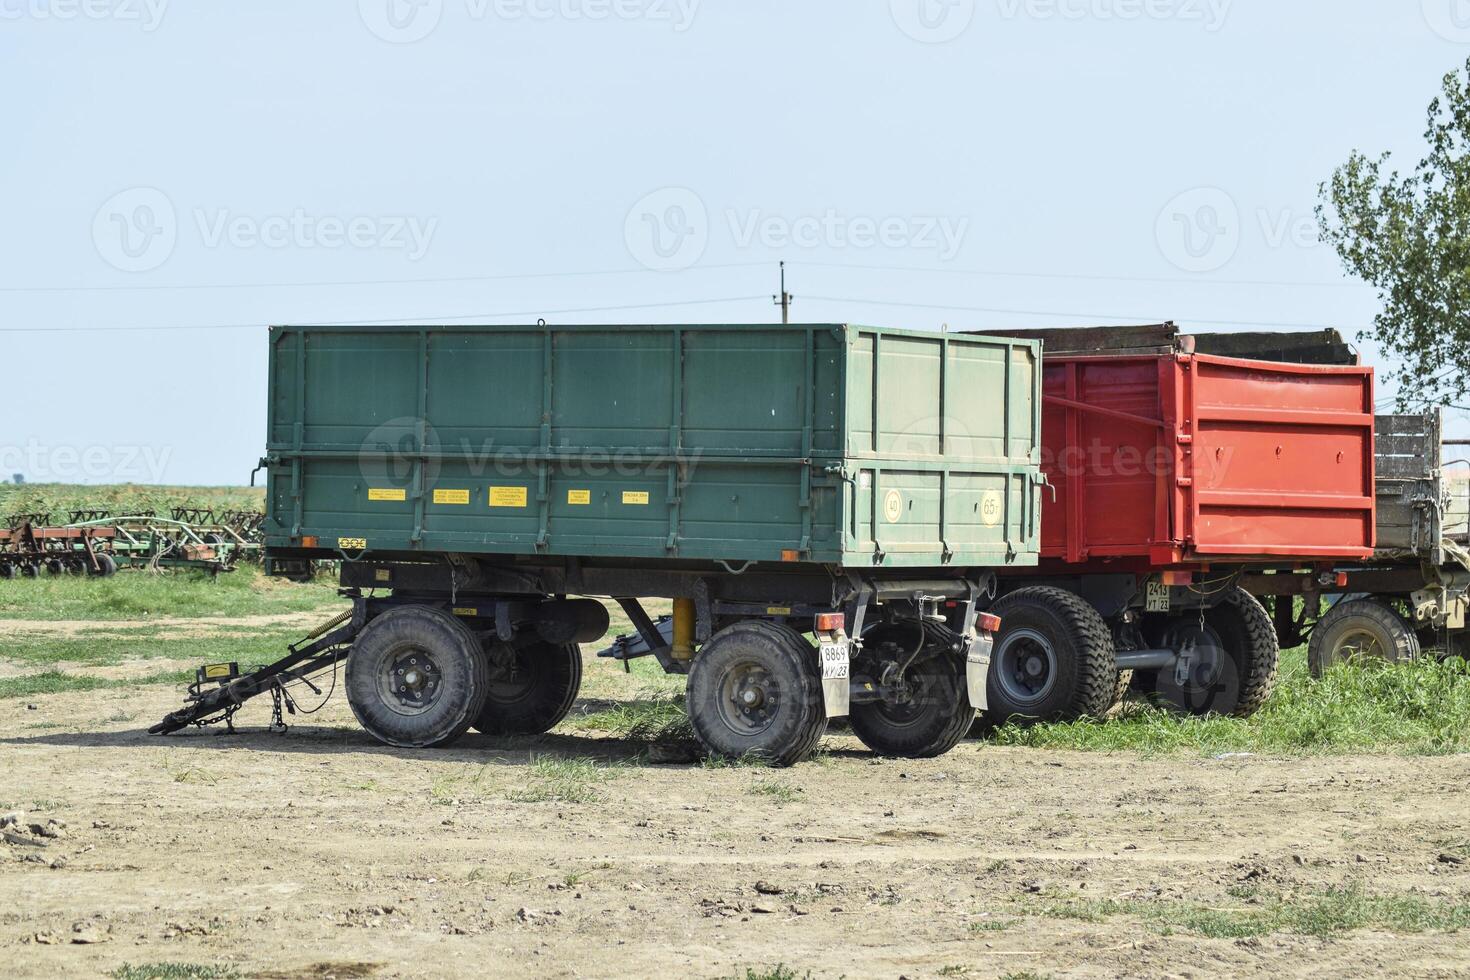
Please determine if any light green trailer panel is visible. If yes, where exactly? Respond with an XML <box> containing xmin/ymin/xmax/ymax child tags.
<box><xmin>263</xmin><ymin>323</ymin><xmax>1042</xmax><ymax>569</ymax></box>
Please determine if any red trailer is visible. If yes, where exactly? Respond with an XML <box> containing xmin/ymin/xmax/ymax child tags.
<box><xmin>970</xmin><ymin>325</ymin><xmax>1375</xmax><ymax>726</ymax></box>
<box><xmin>1039</xmin><ymin>348</ymin><xmax>1375</xmax><ymax>567</ymax></box>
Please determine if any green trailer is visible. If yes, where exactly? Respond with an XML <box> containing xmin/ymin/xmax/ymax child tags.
<box><xmin>156</xmin><ymin>323</ymin><xmax>1045</xmax><ymax>764</ymax></box>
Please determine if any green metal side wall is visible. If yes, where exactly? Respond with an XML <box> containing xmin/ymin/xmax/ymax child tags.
<box><xmin>263</xmin><ymin>323</ymin><xmax>1041</xmax><ymax>570</ymax></box>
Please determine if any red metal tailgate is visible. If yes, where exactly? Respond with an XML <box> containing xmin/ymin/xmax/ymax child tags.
<box><xmin>1041</xmin><ymin>352</ymin><xmax>1375</xmax><ymax>566</ymax></box>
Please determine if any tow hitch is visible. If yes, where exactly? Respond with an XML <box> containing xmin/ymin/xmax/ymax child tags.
<box><xmin>149</xmin><ymin>609</ymin><xmax>358</xmax><ymax>736</ymax></box>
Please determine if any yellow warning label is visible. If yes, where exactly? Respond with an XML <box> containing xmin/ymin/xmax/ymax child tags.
<box><xmin>203</xmin><ymin>664</ymin><xmax>233</xmax><ymax>679</ymax></box>
<box><xmin>489</xmin><ymin>486</ymin><xmax>528</xmax><ymax>508</ymax></box>
<box><xmin>368</xmin><ymin>488</ymin><xmax>406</xmax><ymax>502</ymax></box>
<box><xmin>433</xmin><ymin>488</ymin><xmax>470</xmax><ymax>505</ymax></box>
<box><xmin>567</xmin><ymin>489</ymin><xmax>591</xmax><ymax>505</ymax></box>
<box><xmin>374</xmin><ymin>568</ymin><xmax>391</xmax><ymax>582</ymax></box>
<box><xmin>452</xmin><ymin>607</ymin><xmax>479</xmax><ymax>617</ymax></box>
<box><xmin>622</xmin><ymin>491</ymin><xmax>650</xmax><ymax>505</ymax></box>
<box><xmin>337</xmin><ymin>537</ymin><xmax>367</xmax><ymax>550</ymax></box>
<box><xmin>766</xmin><ymin>606</ymin><xmax>793</xmax><ymax>616</ymax></box>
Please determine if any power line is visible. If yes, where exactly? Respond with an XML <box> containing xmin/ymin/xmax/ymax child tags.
<box><xmin>801</xmin><ymin>294</ymin><xmax>1373</xmax><ymax>333</ymax></box>
<box><xmin>0</xmin><ymin>257</ymin><xmax>1374</xmax><ymax>295</ymax></box>
<box><xmin>0</xmin><ymin>295</ymin><xmax>770</xmax><ymax>334</ymax></box>
<box><xmin>0</xmin><ymin>261</ymin><xmax>773</xmax><ymax>295</ymax></box>
<box><xmin>790</xmin><ymin>259</ymin><xmax>1371</xmax><ymax>291</ymax></box>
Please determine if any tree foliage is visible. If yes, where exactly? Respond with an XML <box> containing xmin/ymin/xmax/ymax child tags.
<box><xmin>1318</xmin><ymin>59</ymin><xmax>1470</xmax><ymax>408</ymax></box>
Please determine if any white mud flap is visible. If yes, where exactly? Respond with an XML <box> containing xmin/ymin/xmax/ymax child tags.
<box><xmin>819</xmin><ymin>635</ymin><xmax>851</xmax><ymax>718</ymax></box>
<box><xmin>965</xmin><ymin>633</ymin><xmax>993</xmax><ymax>712</ymax></box>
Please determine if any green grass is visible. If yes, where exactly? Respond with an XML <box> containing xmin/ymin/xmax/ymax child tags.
<box><xmin>0</xmin><ymin>627</ymin><xmax>314</xmax><ymax>670</ymax></box>
<box><xmin>0</xmin><ymin>483</ymin><xmax>263</xmax><ymax>519</ymax></box>
<box><xmin>726</xmin><ymin>968</ymin><xmax>812</xmax><ymax>980</ymax></box>
<box><xmin>1032</xmin><ymin>885</ymin><xmax>1470</xmax><ymax>939</ymax></box>
<box><xmin>110</xmin><ymin>963</ymin><xmax>241</xmax><ymax>980</ymax></box>
<box><xmin>566</xmin><ymin>693</ymin><xmax>693</xmax><ymax>743</ymax></box>
<box><xmin>0</xmin><ymin>564</ymin><xmax>341</xmax><ymax>622</ymax></box>
<box><xmin>505</xmin><ymin>757</ymin><xmax>621</xmax><ymax>804</ymax></box>
<box><xmin>0</xmin><ymin>669</ymin><xmax>191</xmax><ymax>700</ymax></box>
<box><xmin>748</xmin><ymin>779</ymin><xmax>801</xmax><ymax>804</ymax></box>
<box><xmin>993</xmin><ymin>646</ymin><xmax>1470</xmax><ymax>756</ymax></box>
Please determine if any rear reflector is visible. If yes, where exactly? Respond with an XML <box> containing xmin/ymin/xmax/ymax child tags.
<box><xmin>1162</xmin><ymin>570</ymin><xmax>1192</xmax><ymax>586</ymax></box>
<box><xmin>814</xmin><ymin>612</ymin><xmax>845</xmax><ymax>632</ymax></box>
<box><xmin>1336</xmin><ymin>572</ymin><xmax>1349</xmax><ymax>587</ymax></box>
<box><xmin>978</xmin><ymin>612</ymin><xmax>1002</xmax><ymax>633</ymax></box>
<box><xmin>300</xmin><ymin>536</ymin><xmax>318</xmax><ymax>549</ymax></box>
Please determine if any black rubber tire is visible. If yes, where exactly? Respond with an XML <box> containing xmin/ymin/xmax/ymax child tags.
<box><xmin>982</xmin><ymin>587</ymin><xmax>1116</xmax><ymax>725</ymax></box>
<box><xmin>1308</xmin><ymin>597</ymin><xmax>1420</xmax><ymax>678</ymax></box>
<box><xmin>0</xmin><ymin>564</ymin><xmax>14</xmax><ymax>580</ymax></box>
<box><xmin>686</xmin><ymin>620</ymin><xmax>826</xmax><ymax>767</ymax></box>
<box><xmin>20</xmin><ymin>563</ymin><xmax>40</xmax><ymax>579</ymax></box>
<box><xmin>89</xmin><ymin>553</ymin><xmax>119</xmax><ymax>578</ymax></box>
<box><xmin>345</xmin><ymin>605</ymin><xmax>491</xmax><ymax>749</ymax></box>
<box><xmin>848</xmin><ymin>623</ymin><xmax>973</xmax><ymax>759</ymax></box>
<box><xmin>471</xmin><ymin>639</ymin><xmax>583</xmax><ymax>736</ymax></box>
<box><xmin>1149</xmin><ymin>588</ymin><xmax>1278</xmax><ymax>717</ymax></box>
<box><xmin>44</xmin><ymin>560</ymin><xmax>64</xmax><ymax>576</ymax></box>
<box><xmin>1110</xmin><ymin>669</ymin><xmax>1134</xmax><ymax>711</ymax></box>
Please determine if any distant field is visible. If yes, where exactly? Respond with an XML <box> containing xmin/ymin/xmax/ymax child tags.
<box><xmin>0</xmin><ymin>483</ymin><xmax>265</xmax><ymax>519</ymax></box>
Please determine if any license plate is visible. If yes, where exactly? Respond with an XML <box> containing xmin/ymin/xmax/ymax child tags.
<box><xmin>819</xmin><ymin>639</ymin><xmax>850</xmax><ymax>679</ymax></box>
<box><xmin>1146</xmin><ymin>580</ymin><xmax>1171</xmax><ymax>613</ymax></box>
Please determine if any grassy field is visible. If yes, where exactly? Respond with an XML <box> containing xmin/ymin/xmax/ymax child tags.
<box><xmin>0</xmin><ymin>483</ymin><xmax>264</xmax><ymax>519</ymax></box>
<box><xmin>0</xmin><ymin>562</ymin><xmax>339</xmax><ymax>622</ymax></box>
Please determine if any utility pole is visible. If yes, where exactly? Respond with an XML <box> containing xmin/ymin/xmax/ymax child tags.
<box><xmin>773</xmin><ymin>261</ymin><xmax>794</xmax><ymax>324</ymax></box>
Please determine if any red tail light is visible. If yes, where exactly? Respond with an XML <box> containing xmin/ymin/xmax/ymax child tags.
<box><xmin>814</xmin><ymin>612</ymin><xmax>845</xmax><ymax>632</ymax></box>
<box><xmin>978</xmin><ymin>612</ymin><xmax>1002</xmax><ymax>634</ymax></box>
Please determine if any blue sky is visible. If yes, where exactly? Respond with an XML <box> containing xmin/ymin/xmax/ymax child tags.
<box><xmin>1</xmin><ymin>1</ymin><xmax>1464</xmax><ymax>484</ymax></box>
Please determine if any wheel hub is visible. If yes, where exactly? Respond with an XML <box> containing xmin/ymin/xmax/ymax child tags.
<box><xmin>717</xmin><ymin>662</ymin><xmax>780</xmax><ymax>734</ymax></box>
<box><xmin>1337</xmin><ymin>627</ymin><xmax>1385</xmax><ymax>661</ymax></box>
<box><xmin>995</xmin><ymin>627</ymin><xmax>1057</xmax><ymax>705</ymax></box>
<box><xmin>388</xmin><ymin>650</ymin><xmax>440</xmax><ymax>709</ymax></box>
<box><xmin>1166</xmin><ymin>623</ymin><xmax>1226</xmax><ymax>690</ymax></box>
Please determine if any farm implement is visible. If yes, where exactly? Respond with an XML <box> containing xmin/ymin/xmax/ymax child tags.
<box><xmin>0</xmin><ymin>511</ymin><xmax>263</xmax><ymax>579</ymax></box>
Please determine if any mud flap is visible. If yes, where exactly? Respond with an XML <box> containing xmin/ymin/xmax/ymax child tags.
<box><xmin>965</xmin><ymin>633</ymin><xmax>993</xmax><ymax>712</ymax></box>
<box><xmin>819</xmin><ymin>636</ymin><xmax>851</xmax><ymax>718</ymax></box>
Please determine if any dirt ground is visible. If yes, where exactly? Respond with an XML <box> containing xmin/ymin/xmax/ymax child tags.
<box><xmin>2</xmin><ymin>619</ymin><xmax>1470</xmax><ymax>979</ymax></box>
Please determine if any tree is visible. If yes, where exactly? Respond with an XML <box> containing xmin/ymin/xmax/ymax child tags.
<box><xmin>1318</xmin><ymin>58</ymin><xmax>1470</xmax><ymax>409</ymax></box>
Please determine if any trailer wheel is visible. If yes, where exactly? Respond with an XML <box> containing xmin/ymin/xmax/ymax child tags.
<box><xmin>686</xmin><ymin>620</ymin><xmax>826</xmax><ymax>766</ymax></box>
<box><xmin>471</xmin><ymin>640</ymin><xmax>583</xmax><ymax>736</ymax></box>
<box><xmin>849</xmin><ymin>622</ymin><xmax>973</xmax><ymax>759</ymax></box>
<box><xmin>0</xmin><ymin>564</ymin><xmax>14</xmax><ymax>580</ymax></box>
<box><xmin>21</xmin><ymin>563</ymin><xmax>40</xmax><ymax>579</ymax></box>
<box><xmin>1149</xmin><ymin>588</ymin><xmax>1278</xmax><ymax>717</ymax></box>
<box><xmin>44</xmin><ymin>559</ymin><xmax>64</xmax><ymax>576</ymax></box>
<box><xmin>1110</xmin><ymin>669</ymin><xmax>1134</xmax><ymax>711</ymax></box>
<box><xmin>89</xmin><ymin>553</ymin><xmax>118</xmax><ymax>578</ymax></box>
<box><xmin>982</xmin><ymin>587</ymin><xmax>1116</xmax><ymax>725</ymax></box>
<box><xmin>345</xmin><ymin>605</ymin><xmax>490</xmax><ymax>749</ymax></box>
<box><xmin>1308</xmin><ymin>598</ymin><xmax>1420</xmax><ymax>678</ymax></box>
